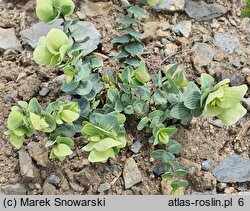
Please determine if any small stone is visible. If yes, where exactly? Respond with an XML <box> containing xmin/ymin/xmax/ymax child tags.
<box><xmin>0</xmin><ymin>28</ymin><xmax>23</xmax><ymax>51</ymax></box>
<box><xmin>179</xmin><ymin>158</ymin><xmax>201</xmax><ymax>176</ymax></box>
<box><xmin>212</xmin><ymin>155</ymin><xmax>250</xmax><ymax>183</ymax></box>
<box><xmin>39</xmin><ymin>84</ymin><xmax>50</xmax><ymax>96</ymax></box>
<box><xmin>2</xmin><ymin>183</ymin><xmax>26</xmax><ymax>195</ymax></box>
<box><xmin>213</xmin><ymin>53</ymin><xmax>225</xmax><ymax>62</ymax></box>
<box><xmin>21</xmin><ymin>20</ymin><xmax>100</xmax><ymax>50</ymax></box>
<box><xmin>224</xmin><ymin>187</ymin><xmax>235</xmax><ymax>194</ymax></box>
<box><xmin>19</xmin><ymin>150</ymin><xmax>35</xmax><ymax>181</ymax></box>
<box><xmin>153</xmin><ymin>164</ymin><xmax>166</xmax><ymax>176</ymax></box>
<box><xmin>172</xmin><ymin>21</ymin><xmax>192</xmax><ymax>38</ymax></box>
<box><xmin>28</xmin><ymin>183</ymin><xmax>35</xmax><ymax>190</ymax></box>
<box><xmin>123</xmin><ymin>158</ymin><xmax>142</xmax><ymax>189</ymax></box>
<box><xmin>16</xmin><ymin>72</ymin><xmax>27</xmax><ymax>82</ymax></box>
<box><xmin>242</xmin><ymin>68</ymin><xmax>250</xmax><ymax>74</ymax></box>
<box><xmin>237</xmin><ymin>183</ymin><xmax>248</xmax><ymax>192</ymax></box>
<box><xmin>185</xmin><ymin>0</ymin><xmax>226</xmax><ymax>21</ymax></box>
<box><xmin>78</xmin><ymin>1</ymin><xmax>113</xmax><ymax>18</ymax></box>
<box><xmin>97</xmin><ymin>183</ymin><xmax>111</xmax><ymax>193</ymax></box>
<box><xmin>131</xmin><ymin>186</ymin><xmax>141</xmax><ymax>194</ymax></box>
<box><xmin>214</xmin><ymin>33</ymin><xmax>240</xmax><ymax>54</ymax></box>
<box><xmin>130</xmin><ymin>141</ymin><xmax>143</xmax><ymax>154</ymax></box>
<box><xmin>246</xmin><ymin>73</ymin><xmax>250</xmax><ymax>85</ymax></box>
<box><xmin>3</xmin><ymin>90</ymin><xmax>18</xmax><ymax>103</ymax></box>
<box><xmin>230</xmin><ymin>74</ymin><xmax>245</xmax><ymax>86</ymax></box>
<box><xmin>27</xmin><ymin>141</ymin><xmax>49</xmax><ymax>167</ymax></box>
<box><xmin>210</xmin><ymin>119</ymin><xmax>223</xmax><ymax>128</ymax></box>
<box><xmin>201</xmin><ymin>159</ymin><xmax>213</xmax><ymax>171</ymax></box>
<box><xmin>242</xmin><ymin>98</ymin><xmax>250</xmax><ymax>111</ymax></box>
<box><xmin>215</xmin><ymin>71</ymin><xmax>230</xmax><ymax>82</ymax></box>
<box><xmin>191</xmin><ymin>43</ymin><xmax>215</xmax><ymax>67</ymax></box>
<box><xmin>153</xmin><ymin>0</ymin><xmax>185</xmax><ymax>12</ymax></box>
<box><xmin>188</xmin><ymin>172</ymin><xmax>217</xmax><ymax>192</ymax></box>
<box><xmin>217</xmin><ymin>182</ymin><xmax>227</xmax><ymax>192</ymax></box>
<box><xmin>43</xmin><ymin>182</ymin><xmax>57</xmax><ymax>195</ymax></box>
<box><xmin>47</xmin><ymin>172</ymin><xmax>61</xmax><ymax>185</ymax></box>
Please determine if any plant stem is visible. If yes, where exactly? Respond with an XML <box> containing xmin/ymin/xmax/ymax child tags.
<box><xmin>61</xmin><ymin>16</ymin><xmax>76</xmax><ymax>43</ymax></box>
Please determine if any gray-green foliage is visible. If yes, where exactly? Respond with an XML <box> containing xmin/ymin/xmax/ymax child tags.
<box><xmin>112</xmin><ymin>5</ymin><xmax>146</xmax><ymax>67</ymax></box>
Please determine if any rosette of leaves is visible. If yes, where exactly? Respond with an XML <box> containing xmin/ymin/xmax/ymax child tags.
<box><xmin>81</xmin><ymin>113</ymin><xmax>127</xmax><ymax>163</ymax></box>
<box><xmin>46</xmin><ymin>136</ymin><xmax>74</xmax><ymax>161</ymax></box>
<box><xmin>46</xmin><ymin>101</ymin><xmax>80</xmax><ymax>124</ymax></box>
<box><xmin>33</xmin><ymin>28</ymin><xmax>71</xmax><ymax>68</ymax></box>
<box><xmin>5</xmin><ymin>98</ymin><xmax>56</xmax><ymax>149</ymax></box>
<box><xmin>203</xmin><ymin>77</ymin><xmax>248</xmax><ymax>126</ymax></box>
<box><xmin>104</xmin><ymin>60</ymin><xmax>151</xmax><ymax>114</ymax></box>
<box><xmin>150</xmin><ymin>140</ymin><xmax>188</xmax><ymax>195</ymax></box>
<box><xmin>137</xmin><ymin>110</ymin><xmax>178</xmax><ymax>145</ymax></box>
<box><xmin>61</xmin><ymin>56</ymin><xmax>104</xmax><ymax>117</ymax></box>
<box><xmin>36</xmin><ymin>0</ymin><xmax>75</xmax><ymax>24</ymax></box>
<box><xmin>112</xmin><ymin>4</ymin><xmax>146</xmax><ymax>67</ymax></box>
<box><xmin>241</xmin><ymin>0</ymin><xmax>250</xmax><ymax>18</ymax></box>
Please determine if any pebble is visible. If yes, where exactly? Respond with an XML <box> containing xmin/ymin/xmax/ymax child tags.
<box><xmin>172</xmin><ymin>20</ymin><xmax>192</xmax><ymax>38</ymax></box>
<box><xmin>39</xmin><ymin>83</ymin><xmax>50</xmax><ymax>96</ymax></box>
<box><xmin>214</xmin><ymin>33</ymin><xmax>240</xmax><ymax>54</ymax></box>
<box><xmin>153</xmin><ymin>0</ymin><xmax>185</xmax><ymax>12</ymax></box>
<box><xmin>153</xmin><ymin>164</ymin><xmax>166</xmax><ymax>176</ymax></box>
<box><xmin>230</xmin><ymin>74</ymin><xmax>245</xmax><ymax>86</ymax></box>
<box><xmin>19</xmin><ymin>150</ymin><xmax>35</xmax><ymax>181</ymax></box>
<box><xmin>201</xmin><ymin>159</ymin><xmax>213</xmax><ymax>171</ymax></box>
<box><xmin>212</xmin><ymin>155</ymin><xmax>250</xmax><ymax>183</ymax></box>
<box><xmin>130</xmin><ymin>141</ymin><xmax>143</xmax><ymax>154</ymax></box>
<box><xmin>3</xmin><ymin>90</ymin><xmax>18</xmax><ymax>103</ymax></box>
<box><xmin>191</xmin><ymin>43</ymin><xmax>215</xmax><ymax>67</ymax></box>
<box><xmin>185</xmin><ymin>0</ymin><xmax>226</xmax><ymax>21</ymax></box>
<box><xmin>217</xmin><ymin>182</ymin><xmax>227</xmax><ymax>192</ymax></box>
<box><xmin>27</xmin><ymin>141</ymin><xmax>49</xmax><ymax>167</ymax></box>
<box><xmin>224</xmin><ymin>187</ymin><xmax>235</xmax><ymax>194</ymax></box>
<box><xmin>47</xmin><ymin>172</ymin><xmax>61</xmax><ymax>185</ymax></box>
<box><xmin>20</xmin><ymin>20</ymin><xmax>100</xmax><ymax>50</ymax></box>
<box><xmin>242</xmin><ymin>98</ymin><xmax>250</xmax><ymax>111</ymax></box>
<box><xmin>97</xmin><ymin>183</ymin><xmax>111</xmax><ymax>193</ymax></box>
<box><xmin>123</xmin><ymin>158</ymin><xmax>142</xmax><ymax>189</ymax></box>
<box><xmin>0</xmin><ymin>27</ymin><xmax>23</xmax><ymax>51</ymax></box>
<box><xmin>2</xmin><ymin>183</ymin><xmax>26</xmax><ymax>195</ymax></box>
<box><xmin>242</xmin><ymin>68</ymin><xmax>250</xmax><ymax>74</ymax></box>
<box><xmin>43</xmin><ymin>182</ymin><xmax>57</xmax><ymax>195</ymax></box>
<box><xmin>210</xmin><ymin>119</ymin><xmax>223</xmax><ymax>128</ymax></box>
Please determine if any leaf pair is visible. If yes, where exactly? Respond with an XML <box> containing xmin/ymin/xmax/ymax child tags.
<box><xmin>36</xmin><ymin>0</ymin><xmax>75</xmax><ymax>24</ymax></box>
<box><xmin>34</xmin><ymin>29</ymin><xmax>71</xmax><ymax>68</ymax></box>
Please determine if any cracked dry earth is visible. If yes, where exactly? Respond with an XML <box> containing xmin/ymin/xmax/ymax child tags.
<box><xmin>0</xmin><ymin>0</ymin><xmax>249</xmax><ymax>195</ymax></box>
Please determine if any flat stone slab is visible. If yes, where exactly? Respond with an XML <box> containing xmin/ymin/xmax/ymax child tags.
<box><xmin>0</xmin><ymin>28</ymin><xmax>23</xmax><ymax>51</ymax></box>
<box><xmin>212</xmin><ymin>155</ymin><xmax>250</xmax><ymax>183</ymax></box>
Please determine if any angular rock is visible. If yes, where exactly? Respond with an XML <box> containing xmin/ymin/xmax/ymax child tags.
<box><xmin>3</xmin><ymin>90</ymin><xmax>18</xmax><ymax>103</ymax></box>
<box><xmin>47</xmin><ymin>172</ymin><xmax>61</xmax><ymax>185</ymax></box>
<box><xmin>214</xmin><ymin>33</ymin><xmax>240</xmax><ymax>54</ymax></box>
<box><xmin>43</xmin><ymin>182</ymin><xmax>57</xmax><ymax>195</ymax></box>
<box><xmin>153</xmin><ymin>0</ymin><xmax>185</xmax><ymax>12</ymax></box>
<box><xmin>2</xmin><ymin>183</ymin><xmax>26</xmax><ymax>195</ymax></box>
<box><xmin>20</xmin><ymin>19</ymin><xmax>100</xmax><ymax>50</ymax></box>
<box><xmin>191</xmin><ymin>43</ymin><xmax>215</xmax><ymax>66</ymax></box>
<box><xmin>153</xmin><ymin>164</ymin><xmax>166</xmax><ymax>176</ymax></box>
<box><xmin>185</xmin><ymin>0</ymin><xmax>226</xmax><ymax>21</ymax></box>
<box><xmin>212</xmin><ymin>155</ymin><xmax>250</xmax><ymax>183</ymax></box>
<box><xmin>0</xmin><ymin>28</ymin><xmax>23</xmax><ymax>51</ymax></box>
<box><xmin>27</xmin><ymin>141</ymin><xmax>49</xmax><ymax>167</ymax></box>
<box><xmin>172</xmin><ymin>21</ymin><xmax>192</xmax><ymax>38</ymax></box>
<box><xmin>78</xmin><ymin>1</ymin><xmax>113</xmax><ymax>18</ymax></box>
<box><xmin>130</xmin><ymin>141</ymin><xmax>143</xmax><ymax>154</ymax></box>
<box><xmin>97</xmin><ymin>183</ymin><xmax>111</xmax><ymax>193</ymax></box>
<box><xmin>19</xmin><ymin>150</ymin><xmax>35</xmax><ymax>181</ymax></box>
<box><xmin>201</xmin><ymin>159</ymin><xmax>213</xmax><ymax>171</ymax></box>
<box><xmin>123</xmin><ymin>158</ymin><xmax>142</xmax><ymax>189</ymax></box>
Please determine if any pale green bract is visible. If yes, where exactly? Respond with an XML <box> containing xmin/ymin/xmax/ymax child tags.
<box><xmin>36</xmin><ymin>0</ymin><xmax>75</xmax><ymax>24</ymax></box>
<box><xmin>203</xmin><ymin>79</ymin><xmax>248</xmax><ymax>125</ymax></box>
<box><xmin>33</xmin><ymin>29</ymin><xmax>71</xmax><ymax>68</ymax></box>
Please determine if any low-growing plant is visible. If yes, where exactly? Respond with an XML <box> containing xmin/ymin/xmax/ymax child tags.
<box><xmin>5</xmin><ymin>0</ymin><xmax>249</xmax><ymax>195</ymax></box>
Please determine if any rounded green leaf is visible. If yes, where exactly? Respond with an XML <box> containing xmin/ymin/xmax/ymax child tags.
<box><xmin>60</xmin><ymin>110</ymin><xmax>80</xmax><ymax>123</ymax></box>
<box><xmin>46</xmin><ymin>29</ymin><xmax>69</xmax><ymax>54</ymax></box>
<box><xmin>124</xmin><ymin>41</ymin><xmax>144</xmax><ymax>56</ymax></box>
<box><xmin>53</xmin><ymin>143</ymin><xmax>73</xmax><ymax>157</ymax></box>
<box><xmin>10</xmin><ymin>133</ymin><xmax>24</xmax><ymax>149</ymax></box>
<box><xmin>36</xmin><ymin>0</ymin><xmax>58</xmax><ymax>23</ymax></box>
<box><xmin>7</xmin><ymin>109</ymin><xmax>24</xmax><ymax>131</ymax></box>
<box><xmin>29</xmin><ymin>112</ymin><xmax>49</xmax><ymax>131</ymax></box>
<box><xmin>94</xmin><ymin>138</ymin><xmax>122</xmax><ymax>152</ymax></box>
<box><xmin>137</xmin><ymin>117</ymin><xmax>149</xmax><ymax>131</ymax></box>
<box><xmin>55</xmin><ymin>0</ymin><xmax>75</xmax><ymax>16</ymax></box>
<box><xmin>88</xmin><ymin>148</ymin><xmax>115</xmax><ymax>163</ymax></box>
<box><xmin>56</xmin><ymin>136</ymin><xmax>74</xmax><ymax>148</ymax></box>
